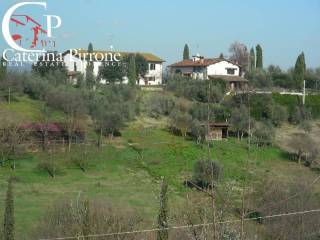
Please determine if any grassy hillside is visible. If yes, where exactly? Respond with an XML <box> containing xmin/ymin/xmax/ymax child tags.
<box><xmin>0</xmin><ymin>96</ymin><xmax>66</xmax><ymax>122</ymax></box>
<box><xmin>1</xmin><ymin>96</ymin><xmax>320</xmax><ymax>239</ymax></box>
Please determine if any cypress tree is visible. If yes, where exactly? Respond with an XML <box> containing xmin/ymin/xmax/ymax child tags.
<box><xmin>88</xmin><ymin>43</ymin><xmax>93</xmax><ymax>53</ymax></box>
<box><xmin>0</xmin><ymin>57</ymin><xmax>7</xmax><ymax>81</ymax></box>
<box><xmin>249</xmin><ymin>48</ymin><xmax>255</xmax><ymax>71</ymax></box>
<box><xmin>128</xmin><ymin>54</ymin><xmax>137</xmax><ymax>86</ymax></box>
<box><xmin>157</xmin><ymin>178</ymin><xmax>168</xmax><ymax>240</ymax></box>
<box><xmin>82</xmin><ymin>200</ymin><xmax>90</xmax><ymax>240</ymax></box>
<box><xmin>3</xmin><ymin>178</ymin><xmax>14</xmax><ymax>240</ymax></box>
<box><xmin>86</xmin><ymin>43</ymin><xmax>95</xmax><ymax>88</ymax></box>
<box><xmin>183</xmin><ymin>44</ymin><xmax>190</xmax><ymax>60</ymax></box>
<box><xmin>256</xmin><ymin>44</ymin><xmax>263</xmax><ymax>69</ymax></box>
<box><xmin>293</xmin><ymin>52</ymin><xmax>306</xmax><ymax>90</ymax></box>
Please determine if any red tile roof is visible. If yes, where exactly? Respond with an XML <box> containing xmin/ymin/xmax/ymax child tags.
<box><xmin>168</xmin><ymin>58</ymin><xmax>240</xmax><ymax>68</ymax></box>
<box><xmin>63</xmin><ymin>50</ymin><xmax>165</xmax><ymax>62</ymax></box>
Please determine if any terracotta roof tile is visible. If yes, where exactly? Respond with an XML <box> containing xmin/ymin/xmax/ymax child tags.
<box><xmin>64</xmin><ymin>49</ymin><xmax>165</xmax><ymax>62</ymax></box>
<box><xmin>168</xmin><ymin>58</ymin><xmax>240</xmax><ymax>68</ymax></box>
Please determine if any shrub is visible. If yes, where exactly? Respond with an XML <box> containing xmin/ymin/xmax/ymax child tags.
<box><xmin>287</xmin><ymin>132</ymin><xmax>319</xmax><ymax>166</ymax></box>
<box><xmin>247</xmin><ymin>69</ymin><xmax>272</xmax><ymax>89</ymax></box>
<box><xmin>250</xmin><ymin>94</ymin><xmax>274</xmax><ymax>121</ymax></box>
<box><xmin>290</xmin><ymin>105</ymin><xmax>311</xmax><ymax>124</ymax></box>
<box><xmin>190</xmin><ymin>102</ymin><xmax>228</xmax><ymax>122</ymax></box>
<box><xmin>252</xmin><ymin>121</ymin><xmax>274</xmax><ymax>146</ymax></box>
<box><xmin>271</xmin><ymin>104</ymin><xmax>288</xmax><ymax>126</ymax></box>
<box><xmin>147</xmin><ymin>94</ymin><xmax>175</xmax><ymax>118</ymax></box>
<box><xmin>166</xmin><ymin>77</ymin><xmax>225</xmax><ymax>103</ymax></box>
<box><xmin>192</xmin><ymin>159</ymin><xmax>223</xmax><ymax>189</ymax></box>
<box><xmin>190</xmin><ymin>119</ymin><xmax>206</xmax><ymax>143</ymax></box>
<box><xmin>230</xmin><ymin>104</ymin><xmax>249</xmax><ymax>139</ymax></box>
<box><xmin>37</xmin><ymin>159</ymin><xmax>60</xmax><ymax>178</ymax></box>
<box><xmin>305</xmin><ymin>95</ymin><xmax>320</xmax><ymax>118</ymax></box>
<box><xmin>71</xmin><ymin>154</ymin><xmax>88</xmax><ymax>172</ymax></box>
<box><xmin>169</xmin><ymin>99</ymin><xmax>193</xmax><ymax>138</ymax></box>
<box><xmin>272</xmin><ymin>93</ymin><xmax>300</xmax><ymax>117</ymax></box>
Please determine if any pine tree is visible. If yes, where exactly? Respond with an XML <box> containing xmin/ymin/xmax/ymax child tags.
<box><xmin>157</xmin><ymin>178</ymin><xmax>168</xmax><ymax>240</ymax></box>
<box><xmin>3</xmin><ymin>178</ymin><xmax>14</xmax><ymax>240</ymax></box>
<box><xmin>293</xmin><ymin>52</ymin><xmax>306</xmax><ymax>90</ymax></box>
<box><xmin>0</xmin><ymin>57</ymin><xmax>7</xmax><ymax>81</ymax></box>
<box><xmin>128</xmin><ymin>54</ymin><xmax>136</xmax><ymax>86</ymax></box>
<box><xmin>183</xmin><ymin>44</ymin><xmax>190</xmax><ymax>60</ymax></box>
<box><xmin>249</xmin><ymin>48</ymin><xmax>255</xmax><ymax>71</ymax></box>
<box><xmin>256</xmin><ymin>44</ymin><xmax>263</xmax><ymax>69</ymax></box>
<box><xmin>86</xmin><ymin>43</ymin><xmax>95</xmax><ymax>88</ymax></box>
<box><xmin>219</xmin><ymin>53</ymin><xmax>224</xmax><ymax>59</ymax></box>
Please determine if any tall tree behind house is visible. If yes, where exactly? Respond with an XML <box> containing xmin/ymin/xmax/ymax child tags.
<box><xmin>183</xmin><ymin>44</ymin><xmax>190</xmax><ymax>60</ymax></box>
<box><xmin>229</xmin><ymin>41</ymin><xmax>249</xmax><ymax>71</ymax></box>
<box><xmin>86</xmin><ymin>43</ymin><xmax>95</xmax><ymax>88</ymax></box>
<box><xmin>293</xmin><ymin>52</ymin><xmax>306</xmax><ymax>90</ymax></box>
<box><xmin>256</xmin><ymin>44</ymin><xmax>263</xmax><ymax>69</ymax></box>
<box><xmin>249</xmin><ymin>48</ymin><xmax>256</xmax><ymax>71</ymax></box>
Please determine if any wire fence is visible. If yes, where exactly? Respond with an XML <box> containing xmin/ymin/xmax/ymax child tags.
<box><xmin>37</xmin><ymin>209</ymin><xmax>320</xmax><ymax>240</ymax></box>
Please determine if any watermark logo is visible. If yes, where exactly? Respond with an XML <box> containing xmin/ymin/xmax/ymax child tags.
<box><xmin>2</xmin><ymin>2</ymin><xmax>62</xmax><ymax>52</ymax></box>
<box><xmin>1</xmin><ymin>2</ymin><xmax>121</xmax><ymax>69</ymax></box>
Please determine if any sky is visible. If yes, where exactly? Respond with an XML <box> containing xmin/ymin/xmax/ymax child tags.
<box><xmin>0</xmin><ymin>0</ymin><xmax>320</xmax><ymax>69</ymax></box>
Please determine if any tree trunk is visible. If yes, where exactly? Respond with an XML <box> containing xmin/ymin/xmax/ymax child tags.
<box><xmin>298</xmin><ymin>150</ymin><xmax>302</xmax><ymax>165</ymax></box>
<box><xmin>98</xmin><ymin>128</ymin><xmax>103</xmax><ymax>148</ymax></box>
<box><xmin>68</xmin><ymin>135</ymin><xmax>72</xmax><ymax>152</ymax></box>
<box><xmin>42</xmin><ymin>130</ymin><xmax>48</xmax><ymax>152</ymax></box>
<box><xmin>8</xmin><ymin>87</ymin><xmax>11</xmax><ymax>104</ymax></box>
<box><xmin>1</xmin><ymin>153</ymin><xmax>5</xmax><ymax>167</ymax></box>
<box><xmin>11</xmin><ymin>160</ymin><xmax>16</xmax><ymax>170</ymax></box>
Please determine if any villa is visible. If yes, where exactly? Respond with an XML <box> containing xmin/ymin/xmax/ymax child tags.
<box><xmin>63</xmin><ymin>49</ymin><xmax>165</xmax><ymax>85</ymax></box>
<box><xmin>168</xmin><ymin>55</ymin><xmax>248</xmax><ymax>91</ymax></box>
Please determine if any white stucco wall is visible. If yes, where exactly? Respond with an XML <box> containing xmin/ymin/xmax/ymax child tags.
<box><xmin>64</xmin><ymin>54</ymin><xmax>104</xmax><ymax>76</ymax></box>
<box><xmin>141</xmin><ymin>62</ymin><xmax>163</xmax><ymax>85</ymax></box>
<box><xmin>63</xmin><ymin>54</ymin><xmax>85</xmax><ymax>73</ymax></box>
<box><xmin>207</xmin><ymin>61</ymin><xmax>240</xmax><ymax>76</ymax></box>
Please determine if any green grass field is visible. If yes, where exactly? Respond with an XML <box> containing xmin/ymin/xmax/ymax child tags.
<box><xmin>1</xmin><ymin>96</ymin><xmax>320</xmax><ymax>239</ymax></box>
<box><xmin>0</xmin><ymin>96</ymin><xmax>66</xmax><ymax>122</ymax></box>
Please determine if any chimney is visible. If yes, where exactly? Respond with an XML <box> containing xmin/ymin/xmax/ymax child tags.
<box><xmin>199</xmin><ymin>56</ymin><xmax>204</xmax><ymax>64</ymax></box>
<box><xmin>192</xmin><ymin>53</ymin><xmax>204</xmax><ymax>62</ymax></box>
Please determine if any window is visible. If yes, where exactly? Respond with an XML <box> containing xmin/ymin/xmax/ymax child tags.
<box><xmin>150</xmin><ymin>63</ymin><xmax>156</xmax><ymax>70</ymax></box>
<box><xmin>74</xmin><ymin>62</ymin><xmax>77</xmax><ymax>72</ymax></box>
<box><xmin>193</xmin><ymin>66</ymin><xmax>203</xmax><ymax>72</ymax></box>
<box><xmin>226</xmin><ymin>68</ymin><xmax>236</xmax><ymax>75</ymax></box>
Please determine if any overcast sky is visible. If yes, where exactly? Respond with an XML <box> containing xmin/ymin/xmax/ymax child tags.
<box><xmin>1</xmin><ymin>0</ymin><xmax>320</xmax><ymax>69</ymax></box>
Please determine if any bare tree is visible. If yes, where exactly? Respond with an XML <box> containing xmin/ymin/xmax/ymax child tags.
<box><xmin>32</xmin><ymin>197</ymin><xmax>143</xmax><ymax>240</ymax></box>
<box><xmin>287</xmin><ymin>132</ymin><xmax>318</xmax><ymax>165</ymax></box>
<box><xmin>252</xmin><ymin>177</ymin><xmax>320</xmax><ymax>240</ymax></box>
<box><xmin>0</xmin><ymin>109</ymin><xmax>25</xmax><ymax>169</ymax></box>
<box><xmin>229</xmin><ymin>41</ymin><xmax>249</xmax><ymax>73</ymax></box>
